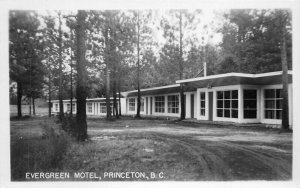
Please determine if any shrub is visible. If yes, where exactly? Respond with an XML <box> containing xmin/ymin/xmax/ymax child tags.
<box><xmin>59</xmin><ymin>114</ymin><xmax>78</xmax><ymax>137</ymax></box>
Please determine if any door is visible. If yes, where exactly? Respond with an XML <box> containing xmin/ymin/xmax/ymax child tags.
<box><xmin>209</xmin><ymin>92</ymin><xmax>213</xmax><ymax>121</ymax></box>
<box><xmin>146</xmin><ymin>97</ymin><xmax>148</xmax><ymax>115</ymax></box>
<box><xmin>150</xmin><ymin>97</ymin><xmax>152</xmax><ymax>115</ymax></box>
<box><xmin>191</xmin><ymin>94</ymin><xmax>194</xmax><ymax>118</ymax></box>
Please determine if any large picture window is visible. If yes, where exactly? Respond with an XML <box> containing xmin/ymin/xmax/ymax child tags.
<box><xmin>244</xmin><ymin>90</ymin><xmax>257</xmax><ymax>119</ymax></box>
<box><xmin>264</xmin><ymin>89</ymin><xmax>282</xmax><ymax>119</ymax></box>
<box><xmin>129</xmin><ymin>98</ymin><xmax>135</xmax><ymax>111</ymax></box>
<box><xmin>155</xmin><ymin>96</ymin><xmax>165</xmax><ymax>113</ymax></box>
<box><xmin>87</xmin><ymin>103</ymin><xmax>93</xmax><ymax>113</ymax></box>
<box><xmin>168</xmin><ymin>95</ymin><xmax>179</xmax><ymax>113</ymax></box>
<box><xmin>216</xmin><ymin>90</ymin><xmax>238</xmax><ymax>118</ymax></box>
<box><xmin>200</xmin><ymin>92</ymin><xmax>205</xmax><ymax>116</ymax></box>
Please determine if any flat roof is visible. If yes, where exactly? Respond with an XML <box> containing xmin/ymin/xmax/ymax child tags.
<box><xmin>123</xmin><ymin>71</ymin><xmax>292</xmax><ymax>97</ymax></box>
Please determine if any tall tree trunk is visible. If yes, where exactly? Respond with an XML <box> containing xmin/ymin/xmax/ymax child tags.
<box><xmin>58</xmin><ymin>11</ymin><xmax>64</xmax><ymax>120</ymax></box>
<box><xmin>105</xmin><ymin>27</ymin><xmax>112</xmax><ymax>120</ymax></box>
<box><xmin>17</xmin><ymin>81</ymin><xmax>22</xmax><ymax>117</ymax></box>
<box><xmin>136</xmin><ymin>11</ymin><xmax>141</xmax><ymax>118</ymax></box>
<box><xmin>280</xmin><ymin>19</ymin><xmax>289</xmax><ymax>130</ymax></box>
<box><xmin>70</xmin><ymin>31</ymin><xmax>74</xmax><ymax>117</ymax></box>
<box><xmin>29</xmin><ymin>98</ymin><xmax>31</xmax><ymax>116</ymax></box>
<box><xmin>118</xmin><ymin>78</ymin><xmax>122</xmax><ymax>116</ymax></box>
<box><xmin>179</xmin><ymin>10</ymin><xmax>185</xmax><ymax>120</ymax></box>
<box><xmin>48</xmin><ymin>80</ymin><xmax>52</xmax><ymax>117</ymax></box>
<box><xmin>76</xmin><ymin>10</ymin><xmax>88</xmax><ymax>141</ymax></box>
<box><xmin>32</xmin><ymin>97</ymin><xmax>35</xmax><ymax>116</ymax></box>
<box><xmin>113</xmin><ymin>72</ymin><xmax>119</xmax><ymax>118</ymax></box>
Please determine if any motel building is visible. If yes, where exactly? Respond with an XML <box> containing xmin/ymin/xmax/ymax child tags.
<box><xmin>51</xmin><ymin>98</ymin><xmax>125</xmax><ymax>116</ymax></box>
<box><xmin>52</xmin><ymin>71</ymin><xmax>293</xmax><ymax>128</ymax></box>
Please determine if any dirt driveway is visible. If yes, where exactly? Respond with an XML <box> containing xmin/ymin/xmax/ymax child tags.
<box><xmin>87</xmin><ymin>118</ymin><xmax>292</xmax><ymax>181</ymax></box>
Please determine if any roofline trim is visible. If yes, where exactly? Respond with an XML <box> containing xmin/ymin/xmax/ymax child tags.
<box><xmin>121</xmin><ymin>84</ymin><xmax>180</xmax><ymax>95</ymax></box>
<box><xmin>51</xmin><ymin>97</ymin><xmax>117</xmax><ymax>102</ymax></box>
<box><xmin>176</xmin><ymin>71</ymin><xmax>293</xmax><ymax>84</ymax></box>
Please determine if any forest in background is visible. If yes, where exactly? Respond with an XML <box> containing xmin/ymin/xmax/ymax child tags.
<box><xmin>9</xmin><ymin>9</ymin><xmax>292</xmax><ymax>138</ymax></box>
<box><xmin>9</xmin><ymin>9</ymin><xmax>292</xmax><ymax>101</ymax></box>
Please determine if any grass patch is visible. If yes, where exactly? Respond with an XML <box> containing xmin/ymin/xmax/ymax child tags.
<box><xmin>59</xmin><ymin>133</ymin><xmax>201</xmax><ymax>181</ymax></box>
<box><xmin>11</xmin><ymin>122</ymin><xmax>72</xmax><ymax>181</ymax></box>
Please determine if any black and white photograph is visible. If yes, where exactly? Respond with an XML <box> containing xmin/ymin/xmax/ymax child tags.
<box><xmin>1</xmin><ymin>0</ymin><xmax>300</xmax><ymax>187</ymax></box>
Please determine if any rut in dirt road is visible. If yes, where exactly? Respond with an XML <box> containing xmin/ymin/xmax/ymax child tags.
<box><xmin>153</xmin><ymin>132</ymin><xmax>292</xmax><ymax>181</ymax></box>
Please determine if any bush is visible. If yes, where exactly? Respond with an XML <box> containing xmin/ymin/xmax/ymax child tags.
<box><xmin>60</xmin><ymin>114</ymin><xmax>78</xmax><ymax>137</ymax></box>
<box><xmin>11</xmin><ymin>124</ymin><xmax>71</xmax><ymax>181</ymax></box>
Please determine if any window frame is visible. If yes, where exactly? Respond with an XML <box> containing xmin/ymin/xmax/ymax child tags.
<box><xmin>199</xmin><ymin>92</ymin><xmax>205</xmax><ymax>116</ymax></box>
<box><xmin>155</xmin><ymin>96</ymin><xmax>165</xmax><ymax>113</ymax></box>
<box><xmin>87</xmin><ymin>103</ymin><xmax>93</xmax><ymax>113</ymax></box>
<box><xmin>167</xmin><ymin>95</ymin><xmax>179</xmax><ymax>114</ymax></box>
<box><xmin>264</xmin><ymin>89</ymin><xmax>282</xmax><ymax>120</ymax></box>
<box><xmin>216</xmin><ymin>90</ymin><xmax>238</xmax><ymax>119</ymax></box>
<box><xmin>128</xmin><ymin>98</ymin><xmax>136</xmax><ymax>112</ymax></box>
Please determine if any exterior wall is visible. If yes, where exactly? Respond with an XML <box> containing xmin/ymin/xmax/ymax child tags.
<box><xmin>120</xmin><ymin>98</ymin><xmax>126</xmax><ymax>115</ymax></box>
<box><xmin>193</xmin><ymin>84</ymin><xmax>293</xmax><ymax>127</ymax></box>
<box><xmin>52</xmin><ymin>82</ymin><xmax>292</xmax><ymax>128</ymax></box>
<box><xmin>185</xmin><ymin>93</ymin><xmax>191</xmax><ymax>118</ymax></box>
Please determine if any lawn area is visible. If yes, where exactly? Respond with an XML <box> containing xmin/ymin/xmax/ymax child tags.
<box><xmin>10</xmin><ymin>116</ymin><xmax>292</xmax><ymax>181</ymax></box>
<box><xmin>10</xmin><ymin>105</ymin><xmax>49</xmax><ymax>117</ymax></box>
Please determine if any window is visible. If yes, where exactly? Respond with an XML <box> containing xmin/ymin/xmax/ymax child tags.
<box><xmin>244</xmin><ymin>90</ymin><xmax>257</xmax><ymax>119</ymax></box>
<box><xmin>140</xmin><ymin>98</ymin><xmax>144</xmax><ymax>112</ymax></box>
<box><xmin>67</xmin><ymin>104</ymin><xmax>71</xmax><ymax>112</ymax></box>
<box><xmin>87</xmin><ymin>103</ymin><xmax>92</xmax><ymax>113</ymax></box>
<box><xmin>155</xmin><ymin>96</ymin><xmax>165</xmax><ymax>113</ymax></box>
<box><xmin>216</xmin><ymin>90</ymin><xmax>238</xmax><ymax>118</ymax></box>
<box><xmin>264</xmin><ymin>89</ymin><xmax>282</xmax><ymax>119</ymax></box>
<box><xmin>72</xmin><ymin>103</ymin><xmax>75</xmax><ymax>112</ymax></box>
<box><xmin>200</xmin><ymin>92</ymin><xmax>205</xmax><ymax>116</ymax></box>
<box><xmin>55</xmin><ymin>103</ymin><xmax>59</xmax><ymax>111</ymax></box>
<box><xmin>100</xmin><ymin>103</ymin><xmax>106</xmax><ymax>113</ymax></box>
<box><xmin>100</xmin><ymin>103</ymin><xmax>114</xmax><ymax>113</ymax></box>
<box><xmin>168</xmin><ymin>95</ymin><xmax>179</xmax><ymax>113</ymax></box>
<box><xmin>129</xmin><ymin>98</ymin><xmax>135</xmax><ymax>111</ymax></box>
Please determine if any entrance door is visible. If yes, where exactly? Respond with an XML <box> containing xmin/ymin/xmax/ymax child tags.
<box><xmin>146</xmin><ymin>97</ymin><xmax>148</xmax><ymax>115</ymax></box>
<box><xmin>150</xmin><ymin>97</ymin><xmax>152</xmax><ymax>115</ymax></box>
<box><xmin>209</xmin><ymin>92</ymin><xmax>213</xmax><ymax>121</ymax></box>
<box><xmin>191</xmin><ymin>94</ymin><xmax>194</xmax><ymax>118</ymax></box>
